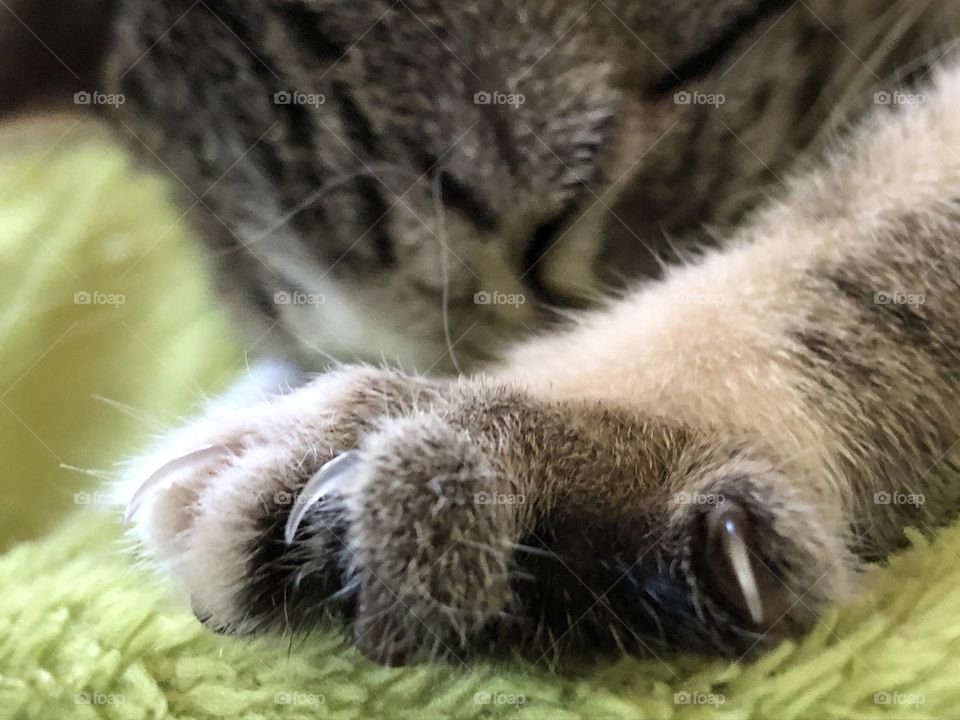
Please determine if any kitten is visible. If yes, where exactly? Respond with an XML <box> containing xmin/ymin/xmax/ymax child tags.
<box><xmin>6</xmin><ymin>0</ymin><xmax>960</xmax><ymax>665</ymax></box>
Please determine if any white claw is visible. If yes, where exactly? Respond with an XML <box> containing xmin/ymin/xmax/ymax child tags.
<box><xmin>708</xmin><ymin>503</ymin><xmax>764</xmax><ymax>625</ymax></box>
<box><xmin>284</xmin><ymin>451</ymin><xmax>360</xmax><ymax>545</ymax></box>
<box><xmin>124</xmin><ymin>444</ymin><xmax>237</xmax><ymax>525</ymax></box>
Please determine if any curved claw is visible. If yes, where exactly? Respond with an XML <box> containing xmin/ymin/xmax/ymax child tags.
<box><xmin>284</xmin><ymin>451</ymin><xmax>361</xmax><ymax>545</ymax></box>
<box><xmin>707</xmin><ymin>501</ymin><xmax>764</xmax><ymax>625</ymax></box>
<box><xmin>124</xmin><ymin>444</ymin><xmax>237</xmax><ymax>525</ymax></box>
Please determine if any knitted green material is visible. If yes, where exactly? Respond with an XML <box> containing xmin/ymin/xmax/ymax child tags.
<box><xmin>0</xmin><ymin>128</ymin><xmax>955</xmax><ymax>719</ymax></box>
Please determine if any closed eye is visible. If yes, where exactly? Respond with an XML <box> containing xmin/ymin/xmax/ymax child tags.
<box><xmin>522</xmin><ymin>204</ymin><xmax>587</xmax><ymax>309</ymax></box>
<box><xmin>438</xmin><ymin>171</ymin><xmax>499</xmax><ymax>234</ymax></box>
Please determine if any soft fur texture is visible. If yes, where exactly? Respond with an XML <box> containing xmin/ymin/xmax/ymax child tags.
<box><xmin>92</xmin><ymin>0</ymin><xmax>952</xmax><ymax>371</ymax></box>
<box><xmin>4</xmin><ymin>127</ymin><xmax>960</xmax><ymax>720</ymax></box>
<box><xmin>108</xmin><ymin>49</ymin><xmax>960</xmax><ymax>664</ymax></box>
<box><xmin>1</xmin><ymin>0</ymin><xmax>956</xmax><ymax>666</ymax></box>
<box><xmin>8</xmin><ymin>0</ymin><xmax>960</xmax><ymax>696</ymax></box>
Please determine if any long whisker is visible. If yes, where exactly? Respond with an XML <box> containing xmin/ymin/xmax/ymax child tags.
<box><xmin>804</xmin><ymin>0</ymin><xmax>938</xmax><ymax>153</ymax></box>
<box><xmin>431</xmin><ymin>164</ymin><xmax>463</xmax><ymax>374</ymax></box>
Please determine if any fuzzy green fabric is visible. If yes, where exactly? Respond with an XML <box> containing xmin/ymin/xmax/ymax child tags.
<box><xmin>1</xmin><ymin>125</ymin><xmax>958</xmax><ymax>720</ymax></box>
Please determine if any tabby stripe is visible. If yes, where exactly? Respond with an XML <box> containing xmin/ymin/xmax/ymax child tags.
<box><xmin>405</xmin><ymin>144</ymin><xmax>499</xmax><ymax>234</ymax></box>
<box><xmin>330</xmin><ymin>80</ymin><xmax>382</xmax><ymax>157</ymax></box>
<box><xmin>327</xmin><ymin>81</ymin><xmax>397</xmax><ymax>267</ymax></box>
<box><xmin>274</xmin><ymin>1</ymin><xmax>348</xmax><ymax>62</ymax></box>
<box><xmin>439</xmin><ymin>171</ymin><xmax>498</xmax><ymax>234</ymax></box>
<box><xmin>208</xmin><ymin>3</ymin><xmax>335</xmax><ymax>236</ymax></box>
<box><xmin>649</xmin><ymin>0</ymin><xmax>797</xmax><ymax>96</ymax></box>
<box><xmin>354</xmin><ymin>175</ymin><xmax>397</xmax><ymax>268</ymax></box>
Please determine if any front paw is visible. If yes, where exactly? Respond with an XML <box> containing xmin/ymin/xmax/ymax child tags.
<box><xmin>121</xmin><ymin>366</ymin><xmax>525</xmax><ymax>663</ymax></box>
<box><xmin>504</xmin><ymin>432</ymin><xmax>856</xmax><ymax>659</ymax></box>
<box><xmin>122</xmin><ymin>368</ymin><xmax>855</xmax><ymax>664</ymax></box>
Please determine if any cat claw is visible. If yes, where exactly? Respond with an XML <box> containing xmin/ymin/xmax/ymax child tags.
<box><xmin>124</xmin><ymin>444</ymin><xmax>237</xmax><ymax>525</ymax></box>
<box><xmin>708</xmin><ymin>501</ymin><xmax>764</xmax><ymax>625</ymax></box>
<box><xmin>284</xmin><ymin>451</ymin><xmax>361</xmax><ymax>544</ymax></box>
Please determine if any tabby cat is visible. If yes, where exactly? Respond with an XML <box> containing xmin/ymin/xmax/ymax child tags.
<box><xmin>6</xmin><ymin>0</ymin><xmax>960</xmax><ymax>666</ymax></box>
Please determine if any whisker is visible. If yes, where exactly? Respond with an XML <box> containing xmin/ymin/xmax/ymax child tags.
<box><xmin>431</xmin><ymin>164</ymin><xmax>463</xmax><ymax>374</ymax></box>
<box><xmin>512</xmin><ymin>542</ymin><xmax>568</xmax><ymax>561</ymax></box>
<box><xmin>508</xmin><ymin>570</ymin><xmax>538</xmax><ymax>583</ymax></box>
<box><xmin>92</xmin><ymin>394</ymin><xmax>172</xmax><ymax>431</ymax></box>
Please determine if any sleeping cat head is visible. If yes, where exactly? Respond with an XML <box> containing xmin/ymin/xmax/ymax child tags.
<box><xmin>7</xmin><ymin>0</ymin><xmax>894</xmax><ymax>369</ymax></box>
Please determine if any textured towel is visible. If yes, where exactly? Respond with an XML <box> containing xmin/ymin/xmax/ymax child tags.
<box><xmin>1</xmin><ymin>122</ymin><xmax>957</xmax><ymax>720</ymax></box>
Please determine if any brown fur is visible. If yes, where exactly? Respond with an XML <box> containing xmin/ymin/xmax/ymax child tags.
<box><xmin>3</xmin><ymin>0</ymin><xmax>952</xmax><ymax>665</ymax></box>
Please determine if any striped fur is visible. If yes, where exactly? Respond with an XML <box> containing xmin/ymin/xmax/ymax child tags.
<box><xmin>18</xmin><ymin>0</ymin><xmax>957</xmax><ymax>662</ymax></box>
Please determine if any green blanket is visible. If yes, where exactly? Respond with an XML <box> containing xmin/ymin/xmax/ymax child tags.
<box><xmin>1</xmin><ymin>123</ymin><xmax>957</xmax><ymax>720</ymax></box>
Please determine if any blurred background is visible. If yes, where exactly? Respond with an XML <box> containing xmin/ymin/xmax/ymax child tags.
<box><xmin>0</xmin><ymin>117</ymin><xmax>242</xmax><ymax>548</ymax></box>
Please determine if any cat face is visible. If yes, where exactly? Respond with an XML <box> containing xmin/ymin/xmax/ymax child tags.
<box><xmin>104</xmin><ymin>0</ymin><xmax>886</xmax><ymax>370</ymax></box>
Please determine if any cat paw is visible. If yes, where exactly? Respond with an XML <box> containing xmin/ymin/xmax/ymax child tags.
<box><xmin>121</xmin><ymin>366</ymin><xmax>525</xmax><ymax>663</ymax></box>
<box><xmin>122</xmin><ymin>366</ymin><xmax>855</xmax><ymax>664</ymax></box>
